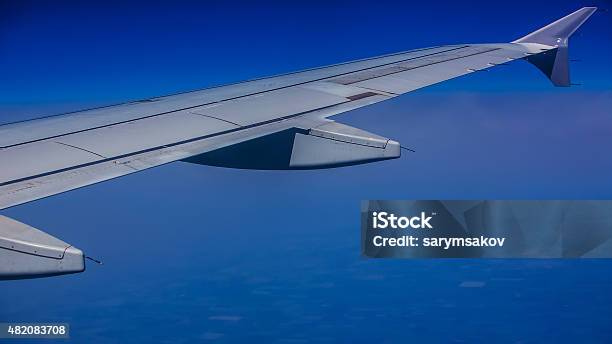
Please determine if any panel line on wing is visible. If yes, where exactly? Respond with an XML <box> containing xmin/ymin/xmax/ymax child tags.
<box><xmin>329</xmin><ymin>47</ymin><xmax>500</xmax><ymax>85</ymax></box>
<box><xmin>53</xmin><ymin>141</ymin><xmax>108</xmax><ymax>159</ymax></box>
<box><xmin>188</xmin><ymin>112</ymin><xmax>242</xmax><ymax>127</ymax></box>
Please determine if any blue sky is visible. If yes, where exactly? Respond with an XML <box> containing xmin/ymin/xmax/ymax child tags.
<box><xmin>1</xmin><ymin>1</ymin><xmax>612</xmax><ymax>343</ymax></box>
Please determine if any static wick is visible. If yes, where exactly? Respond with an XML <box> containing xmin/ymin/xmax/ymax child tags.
<box><xmin>400</xmin><ymin>146</ymin><xmax>416</xmax><ymax>153</ymax></box>
<box><xmin>85</xmin><ymin>256</ymin><xmax>103</xmax><ymax>265</ymax></box>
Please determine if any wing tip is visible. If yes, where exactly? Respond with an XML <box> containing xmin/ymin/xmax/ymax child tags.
<box><xmin>513</xmin><ymin>7</ymin><xmax>597</xmax><ymax>46</ymax></box>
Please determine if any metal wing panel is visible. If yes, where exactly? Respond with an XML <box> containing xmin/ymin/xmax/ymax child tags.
<box><xmin>54</xmin><ymin>111</ymin><xmax>238</xmax><ymax>158</ymax></box>
<box><xmin>351</xmin><ymin>44</ymin><xmax>542</xmax><ymax>94</ymax></box>
<box><xmin>0</xmin><ymin>142</ymin><xmax>101</xmax><ymax>184</ymax></box>
<box><xmin>190</xmin><ymin>87</ymin><xmax>349</xmax><ymax>126</ymax></box>
<box><xmin>298</xmin><ymin>81</ymin><xmax>381</xmax><ymax>98</ymax></box>
<box><xmin>327</xmin><ymin>45</ymin><xmax>494</xmax><ymax>85</ymax></box>
<box><xmin>0</xmin><ymin>160</ymin><xmax>137</xmax><ymax>210</ymax></box>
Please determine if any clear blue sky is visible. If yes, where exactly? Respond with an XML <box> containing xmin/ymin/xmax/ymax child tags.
<box><xmin>1</xmin><ymin>1</ymin><xmax>611</xmax><ymax>343</ymax></box>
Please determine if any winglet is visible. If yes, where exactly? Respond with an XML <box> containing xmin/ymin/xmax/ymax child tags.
<box><xmin>513</xmin><ymin>7</ymin><xmax>597</xmax><ymax>46</ymax></box>
<box><xmin>513</xmin><ymin>7</ymin><xmax>597</xmax><ymax>86</ymax></box>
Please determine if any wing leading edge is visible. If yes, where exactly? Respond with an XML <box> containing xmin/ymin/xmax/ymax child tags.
<box><xmin>0</xmin><ymin>7</ymin><xmax>597</xmax><ymax>279</ymax></box>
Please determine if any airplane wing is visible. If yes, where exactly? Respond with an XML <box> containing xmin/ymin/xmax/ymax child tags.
<box><xmin>0</xmin><ymin>7</ymin><xmax>597</xmax><ymax>278</ymax></box>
